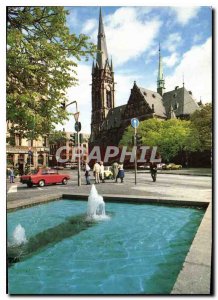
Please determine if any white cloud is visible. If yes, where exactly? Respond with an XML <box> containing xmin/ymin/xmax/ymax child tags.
<box><xmin>165</xmin><ymin>37</ymin><xmax>212</xmax><ymax>103</ymax></box>
<box><xmin>163</xmin><ymin>33</ymin><xmax>182</xmax><ymax>53</ymax></box>
<box><xmin>171</xmin><ymin>7</ymin><xmax>201</xmax><ymax>26</ymax></box>
<box><xmin>82</xmin><ymin>18</ymin><xmax>97</xmax><ymax>34</ymax></box>
<box><xmin>57</xmin><ymin>64</ymin><xmax>92</xmax><ymax>134</ymax></box>
<box><xmin>106</xmin><ymin>8</ymin><xmax>161</xmax><ymax>65</ymax></box>
<box><xmin>163</xmin><ymin>52</ymin><xmax>179</xmax><ymax>68</ymax></box>
<box><xmin>115</xmin><ymin>72</ymin><xmax>142</xmax><ymax>106</ymax></box>
<box><xmin>84</xmin><ymin>7</ymin><xmax>162</xmax><ymax>66</ymax></box>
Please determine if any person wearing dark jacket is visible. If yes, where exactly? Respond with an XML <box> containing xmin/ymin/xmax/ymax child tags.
<box><xmin>117</xmin><ymin>163</ymin><xmax>125</xmax><ymax>183</ymax></box>
<box><xmin>150</xmin><ymin>162</ymin><xmax>157</xmax><ymax>182</ymax></box>
<box><xmin>84</xmin><ymin>163</ymin><xmax>91</xmax><ymax>185</ymax></box>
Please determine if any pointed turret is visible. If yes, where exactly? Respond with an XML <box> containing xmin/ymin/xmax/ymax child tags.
<box><xmin>96</xmin><ymin>8</ymin><xmax>109</xmax><ymax>69</ymax></box>
<box><xmin>157</xmin><ymin>44</ymin><xmax>165</xmax><ymax>96</ymax></box>
<box><xmin>110</xmin><ymin>57</ymin><xmax>113</xmax><ymax>72</ymax></box>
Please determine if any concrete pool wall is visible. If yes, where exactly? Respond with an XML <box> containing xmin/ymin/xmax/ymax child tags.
<box><xmin>7</xmin><ymin>193</ymin><xmax>212</xmax><ymax>294</ymax></box>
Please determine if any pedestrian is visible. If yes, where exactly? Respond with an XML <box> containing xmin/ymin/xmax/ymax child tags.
<box><xmin>112</xmin><ymin>161</ymin><xmax>119</xmax><ymax>182</ymax></box>
<box><xmin>150</xmin><ymin>162</ymin><xmax>157</xmax><ymax>182</ymax></box>
<box><xmin>117</xmin><ymin>162</ymin><xmax>125</xmax><ymax>183</ymax></box>
<box><xmin>84</xmin><ymin>162</ymin><xmax>91</xmax><ymax>185</ymax></box>
<box><xmin>9</xmin><ymin>167</ymin><xmax>15</xmax><ymax>183</ymax></box>
<box><xmin>93</xmin><ymin>161</ymin><xmax>101</xmax><ymax>184</ymax></box>
<box><xmin>99</xmin><ymin>161</ymin><xmax>105</xmax><ymax>183</ymax></box>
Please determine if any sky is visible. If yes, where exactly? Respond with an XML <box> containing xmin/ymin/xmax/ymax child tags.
<box><xmin>59</xmin><ymin>6</ymin><xmax>212</xmax><ymax>134</ymax></box>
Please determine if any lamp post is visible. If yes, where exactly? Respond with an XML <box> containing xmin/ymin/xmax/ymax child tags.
<box><xmin>74</xmin><ymin>119</ymin><xmax>81</xmax><ymax>187</ymax></box>
<box><xmin>64</xmin><ymin>100</ymin><xmax>81</xmax><ymax>186</ymax></box>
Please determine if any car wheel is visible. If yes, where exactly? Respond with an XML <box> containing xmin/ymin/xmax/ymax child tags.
<box><xmin>27</xmin><ymin>183</ymin><xmax>33</xmax><ymax>188</ymax></box>
<box><xmin>62</xmin><ymin>178</ymin><xmax>68</xmax><ymax>185</ymax></box>
<box><xmin>38</xmin><ymin>180</ymin><xmax>45</xmax><ymax>187</ymax></box>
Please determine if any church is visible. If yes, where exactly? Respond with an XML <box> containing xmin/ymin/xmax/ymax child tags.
<box><xmin>90</xmin><ymin>9</ymin><xmax>199</xmax><ymax>146</ymax></box>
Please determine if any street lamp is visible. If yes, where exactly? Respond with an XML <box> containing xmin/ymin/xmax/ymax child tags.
<box><xmin>64</xmin><ymin>100</ymin><xmax>81</xmax><ymax>187</ymax></box>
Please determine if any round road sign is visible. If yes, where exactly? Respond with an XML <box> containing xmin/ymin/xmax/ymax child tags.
<box><xmin>131</xmin><ymin>118</ymin><xmax>139</xmax><ymax>128</ymax></box>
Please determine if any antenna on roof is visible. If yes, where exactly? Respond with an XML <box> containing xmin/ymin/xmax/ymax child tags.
<box><xmin>182</xmin><ymin>73</ymin><xmax>185</xmax><ymax>88</ymax></box>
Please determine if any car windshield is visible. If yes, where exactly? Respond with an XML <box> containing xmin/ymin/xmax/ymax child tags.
<box><xmin>30</xmin><ymin>169</ymin><xmax>38</xmax><ymax>175</ymax></box>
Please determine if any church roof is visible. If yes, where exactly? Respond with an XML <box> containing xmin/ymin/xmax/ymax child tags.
<box><xmin>101</xmin><ymin>105</ymin><xmax>126</xmax><ymax>130</ymax></box>
<box><xmin>138</xmin><ymin>87</ymin><xmax>166</xmax><ymax>118</ymax></box>
<box><xmin>163</xmin><ymin>87</ymin><xmax>199</xmax><ymax>118</ymax></box>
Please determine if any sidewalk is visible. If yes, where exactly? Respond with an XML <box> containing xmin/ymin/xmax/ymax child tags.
<box><xmin>137</xmin><ymin>168</ymin><xmax>212</xmax><ymax>177</ymax></box>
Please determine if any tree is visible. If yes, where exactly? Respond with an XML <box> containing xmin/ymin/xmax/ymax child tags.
<box><xmin>119</xmin><ymin>118</ymin><xmax>200</xmax><ymax>162</ymax></box>
<box><xmin>190</xmin><ymin>103</ymin><xmax>212</xmax><ymax>151</ymax></box>
<box><xmin>48</xmin><ymin>130</ymin><xmax>67</xmax><ymax>145</ymax></box>
<box><xmin>7</xmin><ymin>7</ymin><xmax>97</xmax><ymax>139</ymax></box>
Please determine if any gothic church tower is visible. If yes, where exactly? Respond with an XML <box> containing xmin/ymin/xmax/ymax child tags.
<box><xmin>91</xmin><ymin>8</ymin><xmax>115</xmax><ymax>142</ymax></box>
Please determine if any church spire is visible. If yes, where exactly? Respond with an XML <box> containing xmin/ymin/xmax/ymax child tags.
<box><xmin>157</xmin><ymin>43</ymin><xmax>165</xmax><ymax>96</ymax></box>
<box><xmin>96</xmin><ymin>7</ymin><xmax>109</xmax><ymax>69</ymax></box>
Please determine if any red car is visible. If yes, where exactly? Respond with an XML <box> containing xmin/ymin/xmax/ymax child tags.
<box><xmin>20</xmin><ymin>168</ymin><xmax>70</xmax><ymax>188</ymax></box>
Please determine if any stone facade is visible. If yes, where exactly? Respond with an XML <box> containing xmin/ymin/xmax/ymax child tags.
<box><xmin>6</xmin><ymin>121</ymin><xmax>49</xmax><ymax>174</ymax></box>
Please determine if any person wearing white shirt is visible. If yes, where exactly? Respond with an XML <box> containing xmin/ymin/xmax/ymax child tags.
<box><xmin>100</xmin><ymin>161</ymin><xmax>105</xmax><ymax>183</ymax></box>
<box><xmin>93</xmin><ymin>161</ymin><xmax>101</xmax><ymax>184</ymax></box>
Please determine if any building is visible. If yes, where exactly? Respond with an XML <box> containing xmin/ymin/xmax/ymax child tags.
<box><xmin>6</xmin><ymin>121</ymin><xmax>49</xmax><ymax>174</ymax></box>
<box><xmin>49</xmin><ymin>131</ymin><xmax>90</xmax><ymax>167</ymax></box>
<box><xmin>90</xmin><ymin>9</ymin><xmax>199</xmax><ymax>146</ymax></box>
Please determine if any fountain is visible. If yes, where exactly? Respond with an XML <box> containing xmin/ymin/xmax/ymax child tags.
<box><xmin>12</xmin><ymin>224</ymin><xmax>27</xmax><ymax>246</ymax></box>
<box><xmin>8</xmin><ymin>185</ymin><xmax>109</xmax><ymax>266</ymax></box>
<box><xmin>87</xmin><ymin>184</ymin><xmax>110</xmax><ymax>221</ymax></box>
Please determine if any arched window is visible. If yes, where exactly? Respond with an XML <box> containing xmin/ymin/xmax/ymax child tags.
<box><xmin>106</xmin><ymin>91</ymin><xmax>111</xmax><ymax>108</ymax></box>
<box><xmin>38</xmin><ymin>154</ymin><xmax>43</xmax><ymax>166</ymax></box>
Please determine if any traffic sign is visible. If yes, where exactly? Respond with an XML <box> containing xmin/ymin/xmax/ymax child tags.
<box><xmin>131</xmin><ymin>118</ymin><xmax>139</xmax><ymax>128</ymax></box>
<box><xmin>75</xmin><ymin>121</ymin><xmax>81</xmax><ymax>132</ymax></box>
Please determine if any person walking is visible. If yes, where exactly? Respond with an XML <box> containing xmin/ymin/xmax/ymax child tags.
<box><xmin>112</xmin><ymin>161</ymin><xmax>119</xmax><ymax>182</ymax></box>
<box><xmin>93</xmin><ymin>161</ymin><xmax>101</xmax><ymax>184</ymax></box>
<box><xmin>117</xmin><ymin>163</ymin><xmax>125</xmax><ymax>183</ymax></box>
<box><xmin>99</xmin><ymin>161</ymin><xmax>105</xmax><ymax>183</ymax></box>
<box><xmin>84</xmin><ymin>162</ymin><xmax>91</xmax><ymax>185</ymax></box>
<box><xmin>150</xmin><ymin>162</ymin><xmax>157</xmax><ymax>182</ymax></box>
<box><xmin>9</xmin><ymin>167</ymin><xmax>15</xmax><ymax>183</ymax></box>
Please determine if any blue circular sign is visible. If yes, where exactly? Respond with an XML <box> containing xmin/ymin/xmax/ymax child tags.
<box><xmin>131</xmin><ymin>118</ymin><xmax>139</xmax><ymax>128</ymax></box>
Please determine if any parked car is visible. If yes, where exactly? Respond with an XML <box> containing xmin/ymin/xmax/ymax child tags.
<box><xmin>20</xmin><ymin>168</ymin><xmax>70</xmax><ymax>187</ymax></box>
<box><xmin>104</xmin><ymin>166</ymin><xmax>113</xmax><ymax>179</ymax></box>
<box><xmin>138</xmin><ymin>163</ymin><xmax>150</xmax><ymax>169</ymax></box>
<box><xmin>157</xmin><ymin>163</ymin><xmax>166</xmax><ymax>169</ymax></box>
<box><xmin>53</xmin><ymin>166</ymin><xmax>64</xmax><ymax>170</ymax></box>
<box><xmin>162</xmin><ymin>163</ymin><xmax>182</xmax><ymax>170</ymax></box>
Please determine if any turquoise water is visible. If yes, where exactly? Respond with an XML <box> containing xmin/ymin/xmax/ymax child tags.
<box><xmin>7</xmin><ymin>200</ymin><xmax>204</xmax><ymax>295</ymax></box>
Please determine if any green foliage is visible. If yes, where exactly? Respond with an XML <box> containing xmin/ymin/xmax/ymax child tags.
<box><xmin>190</xmin><ymin>103</ymin><xmax>212</xmax><ymax>151</ymax></box>
<box><xmin>48</xmin><ymin>130</ymin><xmax>67</xmax><ymax>144</ymax></box>
<box><xmin>7</xmin><ymin>7</ymin><xmax>97</xmax><ymax>139</ymax></box>
<box><xmin>119</xmin><ymin>118</ymin><xmax>201</xmax><ymax>162</ymax></box>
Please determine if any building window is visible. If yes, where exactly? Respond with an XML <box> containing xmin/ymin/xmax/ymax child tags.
<box><xmin>106</xmin><ymin>91</ymin><xmax>111</xmax><ymax>108</ymax></box>
<box><xmin>43</xmin><ymin>137</ymin><xmax>47</xmax><ymax>147</ymax></box>
<box><xmin>7</xmin><ymin>154</ymin><xmax>14</xmax><ymax>166</ymax></box>
<box><xmin>38</xmin><ymin>154</ymin><xmax>43</xmax><ymax>165</ymax></box>
<box><xmin>15</xmin><ymin>134</ymin><xmax>22</xmax><ymax>146</ymax></box>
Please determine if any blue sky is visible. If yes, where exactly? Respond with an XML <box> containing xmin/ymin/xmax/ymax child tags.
<box><xmin>55</xmin><ymin>6</ymin><xmax>212</xmax><ymax>133</ymax></box>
